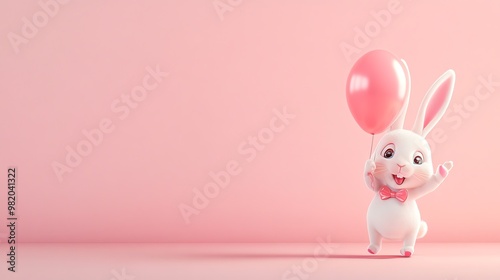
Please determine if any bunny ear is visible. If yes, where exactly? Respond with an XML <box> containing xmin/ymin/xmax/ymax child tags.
<box><xmin>390</xmin><ymin>59</ymin><xmax>411</xmax><ymax>130</ymax></box>
<box><xmin>412</xmin><ymin>70</ymin><xmax>456</xmax><ymax>137</ymax></box>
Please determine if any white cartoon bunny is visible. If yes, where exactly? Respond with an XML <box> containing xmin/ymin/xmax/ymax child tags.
<box><xmin>365</xmin><ymin>60</ymin><xmax>455</xmax><ymax>257</ymax></box>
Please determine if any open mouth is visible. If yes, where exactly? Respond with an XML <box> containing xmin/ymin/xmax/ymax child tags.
<box><xmin>393</xmin><ymin>174</ymin><xmax>405</xmax><ymax>185</ymax></box>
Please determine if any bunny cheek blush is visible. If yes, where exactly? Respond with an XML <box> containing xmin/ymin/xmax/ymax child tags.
<box><xmin>364</xmin><ymin>64</ymin><xmax>456</xmax><ymax>257</ymax></box>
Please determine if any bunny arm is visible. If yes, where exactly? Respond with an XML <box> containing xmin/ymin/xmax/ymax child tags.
<box><xmin>364</xmin><ymin>160</ymin><xmax>380</xmax><ymax>192</ymax></box>
<box><xmin>409</xmin><ymin>162</ymin><xmax>453</xmax><ymax>200</ymax></box>
<box><xmin>364</xmin><ymin>172</ymin><xmax>381</xmax><ymax>192</ymax></box>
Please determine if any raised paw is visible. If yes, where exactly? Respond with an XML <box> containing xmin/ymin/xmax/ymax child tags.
<box><xmin>437</xmin><ymin>161</ymin><xmax>453</xmax><ymax>178</ymax></box>
<box><xmin>364</xmin><ymin>159</ymin><xmax>376</xmax><ymax>175</ymax></box>
<box><xmin>365</xmin><ymin>160</ymin><xmax>377</xmax><ymax>190</ymax></box>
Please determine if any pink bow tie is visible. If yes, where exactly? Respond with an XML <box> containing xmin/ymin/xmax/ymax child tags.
<box><xmin>379</xmin><ymin>186</ymin><xmax>408</xmax><ymax>202</ymax></box>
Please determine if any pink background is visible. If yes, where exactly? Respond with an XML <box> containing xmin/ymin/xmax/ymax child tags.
<box><xmin>1</xmin><ymin>0</ymin><xmax>499</xmax><ymax>243</ymax></box>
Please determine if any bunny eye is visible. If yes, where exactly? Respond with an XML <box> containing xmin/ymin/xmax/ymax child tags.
<box><xmin>381</xmin><ymin>144</ymin><xmax>395</xmax><ymax>159</ymax></box>
<box><xmin>384</xmin><ymin>149</ymin><xmax>394</xmax><ymax>158</ymax></box>
<box><xmin>413</xmin><ymin>152</ymin><xmax>423</xmax><ymax>165</ymax></box>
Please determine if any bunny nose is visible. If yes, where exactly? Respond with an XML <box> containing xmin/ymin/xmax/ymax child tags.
<box><xmin>397</xmin><ymin>164</ymin><xmax>406</xmax><ymax>168</ymax></box>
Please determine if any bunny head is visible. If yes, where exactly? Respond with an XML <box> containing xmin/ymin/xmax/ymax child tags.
<box><xmin>372</xmin><ymin>63</ymin><xmax>456</xmax><ymax>190</ymax></box>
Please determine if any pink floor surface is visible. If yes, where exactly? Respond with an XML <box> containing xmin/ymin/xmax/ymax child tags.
<box><xmin>1</xmin><ymin>243</ymin><xmax>498</xmax><ymax>280</ymax></box>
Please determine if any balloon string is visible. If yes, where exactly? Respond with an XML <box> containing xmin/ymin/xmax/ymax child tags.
<box><xmin>369</xmin><ymin>134</ymin><xmax>374</xmax><ymax>159</ymax></box>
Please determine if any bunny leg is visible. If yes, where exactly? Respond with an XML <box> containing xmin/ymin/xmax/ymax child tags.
<box><xmin>367</xmin><ymin>225</ymin><xmax>382</xmax><ymax>254</ymax></box>
<box><xmin>400</xmin><ymin>229</ymin><xmax>419</xmax><ymax>257</ymax></box>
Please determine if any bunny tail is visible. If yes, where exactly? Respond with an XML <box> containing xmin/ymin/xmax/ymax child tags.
<box><xmin>417</xmin><ymin>221</ymin><xmax>428</xmax><ymax>239</ymax></box>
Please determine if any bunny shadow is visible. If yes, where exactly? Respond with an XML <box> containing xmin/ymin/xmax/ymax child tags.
<box><xmin>175</xmin><ymin>252</ymin><xmax>405</xmax><ymax>260</ymax></box>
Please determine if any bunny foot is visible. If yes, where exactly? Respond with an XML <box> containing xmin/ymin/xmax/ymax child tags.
<box><xmin>400</xmin><ymin>246</ymin><xmax>414</xmax><ymax>257</ymax></box>
<box><xmin>367</xmin><ymin>244</ymin><xmax>380</xmax><ymax>254</ymax></box>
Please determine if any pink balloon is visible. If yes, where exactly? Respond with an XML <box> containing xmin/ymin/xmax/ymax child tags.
<box><xmin>346</xmin><ymin>50</ymin><xmax>408</xmax><ymax>134</ymax></box>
